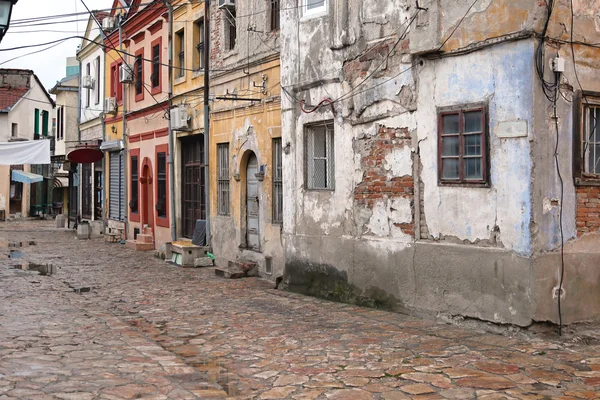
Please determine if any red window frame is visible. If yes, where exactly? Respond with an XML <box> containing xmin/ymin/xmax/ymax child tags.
<box><xmin>155</xmin><ymin>144</ymin><xmax>169</xmax><ymax>227</ymax></box>
<box><xmin>437</xmin><ymin>105</ymin><xmax>488</xmax><ymax>186</ymax></box>
<box><xmin>129</xmin><ymin>148</ymin><xmax>140</xmax><ymax>223</ymax></box>
<box><xmin>134</xmin><ymin>48</ymin><xmax>144</xmax><ymax>102</ymax></box>
<box><xmin>150</xmin><ymin>37</ymin><xmax>162</xmax><ymax>94</ymax></box>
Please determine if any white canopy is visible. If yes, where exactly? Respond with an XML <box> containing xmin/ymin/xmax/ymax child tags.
<box><xmin>0</xmin><ymin>141</ymin><xmax>51</xmax><ymax>165</ymax></box>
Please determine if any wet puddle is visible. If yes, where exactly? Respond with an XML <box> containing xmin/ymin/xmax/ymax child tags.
<box><xmin>0</xmin><ymin>241</ymin><xmax>36</xmax><ymax>248</ymax></box>
<box><xmin>9</xmin><ymin>262</ymin><xmax>56</xmax><ymax>276</ymax></box>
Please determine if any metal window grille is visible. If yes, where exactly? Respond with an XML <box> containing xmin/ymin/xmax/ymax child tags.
<box><xmin>270</xmin><ymin>0</ymin><xmax>280</xmax><ymax>31</ymax></box>
<box><xmin>306</xmin><ymin>122</ymin><xmax>334</xmax><ymax>190</ymax></box>
<box><xmin>177</xmin><ymin>30</ymin><xmax>185</xmax><ymax>78</ymax></box>
<box><xmin>196</xmin><ymin>19</ymin><xmax>204</xmax><ymax>70</ymax></box>
<box><xmin>157</xmin><ymin>152</ymin><xmax>167</xmax><ymax>218</ymax></box>
<box><xmin>131</xmin><ymin>156</ymin><xmax>138</xmax><ymax>213</ymax></box>
<box><xmin>272</xmin><ymin>138</ymin><xmax>283</xmax><ymax>223</ymax></box>
<box><xmin>151</xmin><ymin>45</ymin><xmax>160</xmax><ymax>88</ymax></box>
<box><xmin>584</xmin><ymin>105</ymin><xmax>600</xmax><ymax>175</ymax></box>
<box><xmin>217</xmin><ymin>143</ymin><xmax>230</xmax><ymax>215</ymax></box>
<box><xmin>109</xmin><ymin>151</ymin><xmax>125</xmax><ymax>221</ymax></box>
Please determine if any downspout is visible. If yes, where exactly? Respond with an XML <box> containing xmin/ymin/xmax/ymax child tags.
<box><xmin>203</xmin><ymin>0</ymin><xmax>211</xmax><ymax>246</ymax></box>
<box><xmin>166</xmin><ymin>0</ymin><xmax>176</xmax><ymax>242</ymax></box>
<box><xmin>120</xmin><ymin>14</ymin><xmax>129</xmax><ymax>239</ymax></box>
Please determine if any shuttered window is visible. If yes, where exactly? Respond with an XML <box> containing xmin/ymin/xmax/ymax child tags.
<box><xmin>109</xmin><ymin>151</ymin><xmax>125</xmax><ymax>221</ymax></box>
<box><xmin>272</xmin><ymin>138</ymin><xmax>283</xmax><ymax>223</ymax></box>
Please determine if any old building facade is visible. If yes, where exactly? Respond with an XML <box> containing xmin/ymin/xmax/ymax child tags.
<box><xmin>280</xmin><ymin>0</ymin><xmax>600</xmax><ymax>325</ymax></box>
<box><xmin>0</xmin><ymin>69</ymin><xmax>54</xmax><ymax>218</ymax></box>
<box><xmin>208</xmin><ymin>0</ymin><xmax>284</xmax><ymax>277</ymax></box>
<box><xmin>77</xmin><ymin>13</ymin><xmax>108</xmax><ymax>230</ymax></box>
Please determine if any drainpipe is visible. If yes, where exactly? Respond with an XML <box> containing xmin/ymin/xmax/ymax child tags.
<box><xmin>203</xmin><ymin>0</ymin><xmax>211</xmax><ymax>246</ymax></box>
<box><xmin>120</xmin><ymin>14</ymin><xmax>129</xmax><ymax>239</ymax></box>
<box><xmin>165</xmin><ymin>0</ymin><xmax>176</xmax><ymax>242</ymax></box>
<box><xmin>77</xmin><ymin>58</ymin><xmax>82</xmax><ymax>222</ymax></box>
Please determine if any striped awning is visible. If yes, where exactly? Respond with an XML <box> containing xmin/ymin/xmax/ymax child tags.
<box><xmin>11</xmin><ymin>170</ymin><xmax>44</xmax><ymax>184</ymax></box>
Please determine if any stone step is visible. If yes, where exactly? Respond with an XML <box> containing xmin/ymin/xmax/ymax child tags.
<box><xmin>194</xmin><ymin>257</ymin><xmax>214</xmax><ymax>268</ymax></box>
<box><xmin>142</xmin><ymin>227</ymin><xmax>153</xmax><ymax>235</ymax></box>
<box><xmin>136</xmin><ymin>233</ymin><xmax>154</xmax><ymax>244</ymax></box>
<box><xmin>125</xmin><ymin>240</ymin><xmax>155</xmax><ymax>251</ymax></box>
<box><xmin>215</xmin><ymin>261</ymin><xmax>258</xmax><ymax>279</ymax></box>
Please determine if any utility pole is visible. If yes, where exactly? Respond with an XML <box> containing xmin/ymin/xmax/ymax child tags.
<box><xmin>165</xmin><ymin>0</ymin><xmax>176</xmax><ymax>242</ymax></box>
<box><xmin>119</xmin><ymin>13</ymin><xmax>128</xmax><ymax>239</ymax></box>
<box><xmin>203</xmin><ymin>0</ymin><xmax>211</xmax><ymax>246</ymax></box>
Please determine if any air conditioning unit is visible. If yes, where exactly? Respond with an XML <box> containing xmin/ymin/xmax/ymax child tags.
<box><xmin>170</xmin><ymin>106</ymin><xmax>190</xmax><ymax>130</ymax></box>
<box><xmin>120</xmin><ymin>64</ymin><xmax>133</xmax><ymax>83</ymax></box>
<box><xmin>102</xmin><ymin>17</ymin><xmax>115</xmax><ymax>31</ymax></box>
<box><xmin>218</xmin><ymin>0</ymin><xmax>235</xmax><ymax>9</ymax></box>
<box><xmin>104</xmin><ymin>97</ymin><xmax>117</xmax><ymax>114</ymax></box>
<box><xmin>82</xmin><ymin>75</ymin><xmax>94</xmax><ymax>89</ymax></box>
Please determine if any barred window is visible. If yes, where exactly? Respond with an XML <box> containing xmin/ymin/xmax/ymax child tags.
<box><xmin>270</xmin><ymin>0</ymin><xmax>280</xmax><ymax>31</ymax></box>
<box><xmin>217</xmin><ymin>143</ymin><xmax>230</xmax><ymax>215</ymax></box>
<box><xmin>157</xmin><ymin>152</ymin><xmax>167</xmax><ymax>218</ymax></box>
<box><xmin>272</xmin><ymin>138</ymin><xmax>283</xmax><ymax>223</ymax></box>
<box><xmin>583</xmin><ymin>103</ymin><xmax>600</xmax><ymax>176</ymax></box>
<box><xmin>194</xmin><ymin>18</ymin><xmax>205</xmax><ymax>70</ymax></box>
<box><xmin>306</xmin><ymin>121</ymin><xmax>334</xmax><ymax>190</ymax></box>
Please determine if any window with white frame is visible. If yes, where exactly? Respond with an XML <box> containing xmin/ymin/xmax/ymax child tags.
<box><xmin>578</xmin><ymin>95</ymin><xmax>600</xmax><ymax>180</ymax></box>
<box><xmin>306</xmin><ymin>121</ymin><xmax>334</xmax><ymax>190</ymax></box>
<box><xmin>304</xmin><ymin>0</ymin><xmax>327</xmax><ymax>16</ymax></box>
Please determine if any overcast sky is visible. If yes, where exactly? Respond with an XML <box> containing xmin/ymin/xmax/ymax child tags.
<box><xmin>0</xmin><ymin>0</ymin><xmax>112</xmax><ymax>91</ymax></box>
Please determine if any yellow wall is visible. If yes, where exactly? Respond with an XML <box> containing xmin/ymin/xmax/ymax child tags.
<box><xmin>209</xmin><ymin>60</ymin><xmax>282</xmax><ymax>265</ymax></box>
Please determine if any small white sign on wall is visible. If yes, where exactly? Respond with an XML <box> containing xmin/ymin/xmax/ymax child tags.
<box><xmin>496</xmin><ymin>120</ymin><xmax>528</xmax><ymax>138</ymax></box>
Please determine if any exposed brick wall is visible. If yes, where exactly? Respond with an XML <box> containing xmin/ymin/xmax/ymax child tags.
<box><xmin>576</xmin><ymin>186</ymin><xmax>600</xmax><ymax>237</ymax></box>
<box><xmin>354</xmin><ymin>126</ymin><xmax>414</xmax><ymax>237</ymax></box>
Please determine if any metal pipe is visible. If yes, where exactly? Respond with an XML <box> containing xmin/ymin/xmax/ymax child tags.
<box><xmin>120</xmin><ymin>14</ymin><xmax>128</xmax><ymax>239</ymax></box>
<box><xmin>165</xmin><ymin>0</ymin><xmax>176</xmax><ymax>242</ymax></box>
<box><xmin>203</xmin><ymin>0</ymin><xmax>211</xmax><ymax>246</ymax></box>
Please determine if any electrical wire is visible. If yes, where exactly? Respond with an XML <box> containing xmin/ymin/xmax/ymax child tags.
<box><xmin>552</xmin><ymin>71</ymin><xmax>565</xmax><ymax>337</ymax></box>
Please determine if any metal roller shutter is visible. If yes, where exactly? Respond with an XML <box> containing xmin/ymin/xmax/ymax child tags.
<box><xmin>109</xmin><ymin>152</ymin><xmax>123</xmax><ymax>221</ymax></box>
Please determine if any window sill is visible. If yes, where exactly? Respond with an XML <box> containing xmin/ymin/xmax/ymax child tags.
<box><xmin>156</xmin><ymin>217</ymin><xmax>169</xmax><ymax>228</ymax></box>
<box><xmin>192</xmin><ymin>70</ymin><xmax>204</xmax><ymax>79</ymax></box>
<box><xmin>575</xmin><ymin>177</ymin><xmax>600</xmax><ymax>187</ymax></box>
<box><xmin>301</xmin><ymin>10</ymin><xmax>328</xmax><ymax>21</ymax></box>
<box><xmin>150</xmin><ymin>86</ymin><xmax>161</xmax><ymax>95</ymax></box>
<box><xmin>438</xmin><ymin>181</ymin><xmax>490</xmax><ymax>188</ymax></box>
<box><xmin>305</xmin><ymin>187</ymin><xmax>335</xmax><ymax>192</ymax></box>
<box><xmin>174</xmin><ymin>76</ymin><xmax>186</xmax><ymax>86</ymax></box>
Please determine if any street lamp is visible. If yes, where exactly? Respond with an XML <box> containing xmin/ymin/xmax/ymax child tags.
<box><xmin>0</xmin><ymin>0</ymin><xmax>18</xmax><ymax>43</ymax></box>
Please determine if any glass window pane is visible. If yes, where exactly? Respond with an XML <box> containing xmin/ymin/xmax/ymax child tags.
<box><xmin>464</xmin><ymin>158</ymin><xmax>483</xmax><ymax>180</ymax></box>
<box><xmin>464</xmin><ymin>110</ymin><xmax>482</xmax><ymax>133</ymax></box>
<box><xmin>442</xmin><ymin>114</ymin><xmax>459</xmax><ymax>134</ymax></box>
<box><xmin>464</xmin><ymin>134</ymin><xmax>481</xmax><ymax>156</ymax></box>
<box><xmin>313</xmin><ymin>159</ymin><xmax>327</xmax><ymax>188</ymax></box>
<box><xmin>442</xmin><ymin>159</ymin><xmax>459</xmax><ymax>180</ymax></box>
<box><xmin>307</xmin><ymin>0</ymin><xmax>325</xmax><ymax>9</ymax></box>
<box><xmin>313</xmin><ymin>128</ymin><xmax>326</xmax><ymax>157</ymax></box>
<box><xmin>442</xmin><ymin>136</ymin><xmax>459</xmax><ymax>156</ymax></box>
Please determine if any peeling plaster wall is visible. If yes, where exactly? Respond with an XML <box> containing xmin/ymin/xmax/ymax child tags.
<box><xmin>417</xmin><ymin>40</ymin><xmax>534</xmax><ymax>255</ymax></box>
<box><xmin>281</xmin><ymin>0</ymin><xmax>600</xmax><ymax>325</ymax></box>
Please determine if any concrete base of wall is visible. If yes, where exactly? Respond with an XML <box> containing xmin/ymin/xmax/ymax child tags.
<box><xmin>284</xmin><ymin>234</ymin><xmax>600</xmax><ymax>326</ymax></box>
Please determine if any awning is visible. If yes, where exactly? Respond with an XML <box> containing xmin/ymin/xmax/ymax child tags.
<box><xmin>0</xmin><ymin>140</ymin><xmax>50</xmax><ymax>165</ymax></box>
<box><xmin>11</xmin><ymin>170</ymin><xmax>44</xmax><ymax>184</ymax></box>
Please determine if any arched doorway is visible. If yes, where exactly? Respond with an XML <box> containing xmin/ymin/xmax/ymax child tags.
<box><xmin>140</xmin><ymin>159</ymin><xmax>154</xmax><ymax>231</ymax></box>
<box><xmin>246</xmin><ymin>153</ymin><xmax>260</xmax><ymax>251</ymax></box>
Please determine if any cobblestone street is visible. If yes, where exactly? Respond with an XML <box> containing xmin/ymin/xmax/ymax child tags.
<box><xmin>0</xmin><ymin>221</ymin><xmax>599</xmax><ymax>399</ymax></box>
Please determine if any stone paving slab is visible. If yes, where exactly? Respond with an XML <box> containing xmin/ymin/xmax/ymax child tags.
<box><xmin>0</xmin><ymin>220</ymin><xmax>599</xmax><ymax>399</ymax></box>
